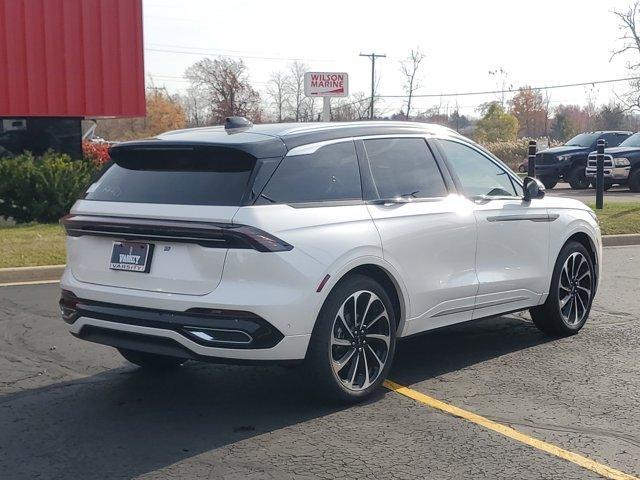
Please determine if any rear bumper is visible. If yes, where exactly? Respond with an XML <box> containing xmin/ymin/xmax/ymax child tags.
<box><xmin>60</xmin><ymin>263</ymin><xmax>320</xmax><ymax>362</ymax></box>
<box><xmin>69</xmin><ymin>317</ymin><xmax>310</xmax><ymax>363</ymax></box>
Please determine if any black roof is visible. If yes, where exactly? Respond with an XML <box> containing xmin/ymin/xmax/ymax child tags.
<box><xmin>111</xmin><ymin>121</ymin><xmax>461</xmax><ymax>158</ymax></box>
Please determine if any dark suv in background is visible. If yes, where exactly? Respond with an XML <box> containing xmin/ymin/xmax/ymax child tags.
<box><xmin>586</xmin><ymin>132</ymin><xmax>640</xmax><ymax>192</ymax></box>
<box><xmin>535</xmin><ymin>131</ymin><xmax>632</xmax><ymax>189</ymax></box>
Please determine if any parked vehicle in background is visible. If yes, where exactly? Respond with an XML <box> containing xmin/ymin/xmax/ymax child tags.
<box><xmin>535</xmin><ymin>131</ymin><xmax>632</xmax><ymax>189</ymax></box>
<box><xmin>586</xmin><ymin>132</ymin><xmax>640</xmax><ymax>192</ymax></box>
<box><xmin>59</xmin><ymin>119</ymin><xmax>602</xmax><ymax>402</ymax></box>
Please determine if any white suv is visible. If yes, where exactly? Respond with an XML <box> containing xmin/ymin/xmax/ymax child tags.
<box><xmin>60</xmin><ymin>119</ymin><xmax>601</xmax><ymax>402</ymax></box>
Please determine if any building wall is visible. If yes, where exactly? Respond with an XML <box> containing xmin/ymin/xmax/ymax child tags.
<box><xmin>0</xmin><ymin>0</ymin><xmax>145</xmax><ymax>118</ymax></box>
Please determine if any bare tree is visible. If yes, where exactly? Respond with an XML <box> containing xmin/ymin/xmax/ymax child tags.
<box><xmin>266</xmin><ymin>71</ymin><xmax>291</xmax><ymax>122</ymax></box>
<box><xmin>332</xmin><ymin>92</ymin><xmax>371</xmax><ymax>121</ymax></box>
<box><xmin>288</xmin><ymin>60</ymin><xmax>308</xmax><ymax>122</ymax></box>
<box><xmin>488</xmin><ymin>68</ymin><xmax>512</xmax><ymax>107</ymax></box>
<box><xmin>612</xmin><ymin>1</ymin><xmax>640</xmax><ymax>110</ymax></box>
<box><xmin>185</xmin><ymin>57</ymin><xmax>262</xmax><ymax>124</ymax></box>
<box><xmin>179</xmin><ymin>86</ymin><xmax>208</xmax><ymax>127</ymax></box>
<box><xmin>400</xmin><ymin>48</ymin><xmax>425</xmax><ymax>120</ymax></box>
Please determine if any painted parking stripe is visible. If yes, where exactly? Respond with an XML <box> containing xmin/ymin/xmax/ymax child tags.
<box><xmin>384</xmin><ymin>380</ymin><xmax>638</xmax><ymax>480</ymax></box>
<box><xmin>0</xmin><ymin>279</ymin><xmax>60</xmax><ymax>288</ymax></box>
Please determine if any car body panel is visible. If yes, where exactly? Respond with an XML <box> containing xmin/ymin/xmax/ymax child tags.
<box><xmin>61</xmin><ymin>121</ymin><xmax>602</xmax><ymax>362</ymax></box>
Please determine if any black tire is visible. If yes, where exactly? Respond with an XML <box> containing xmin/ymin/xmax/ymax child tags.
<box><xmin>629</xmin><ymin>169</ymin><xmax>640</xmax><ymax>193</ymax></box>
<box><xmin>530</xmin><ymin>241</ymin><xmax>595</xmax><ymax>336</ymax></box>
<box><xmin>539</xmin><ymin>176</ymin><xmax>558</xmax><ymax>189</ymax></box>
<box><xmin>567</xmin><ymin>164</ymin><xmax>590</xmax><ymax>190</ymax></box>
<box><xmin>304</xmin><ymin>274</ymin><xmax>397</xmax><ymax>403</ymax></box>
<box><xmin>118</xmin><ymin>348</ymin><xmax>187</xmax><ymax>369</ymax></box>
<box><xmin>604</xmin><ymin>182</ymin><xmax>614</xmax><ymax>191</ymax></box>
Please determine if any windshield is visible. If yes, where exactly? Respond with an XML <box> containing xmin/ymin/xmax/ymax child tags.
<box><xmin>565</xmin><ymin>133</ymin><xmax>599</xmax><ymax>147</ymax></box>
<box><xmin>619</xmin><ymin>133</ymin><xmax>640</xmax><ymax>147</ymax></box>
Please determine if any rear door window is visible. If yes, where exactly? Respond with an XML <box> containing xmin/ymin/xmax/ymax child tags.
<box><xmin>363</xmin><ymin>137</ymin><xmax>448</xmax><ymax>199</ymax></box>
<box><xmin>259</xmin><ymin>141</ymin><xmax>361</xmax><ymax>204</ymax></box>
<box><xmin>86</xmin><ymin>147</ymin><xmax>255</xmax><ymax>206</ymax></box>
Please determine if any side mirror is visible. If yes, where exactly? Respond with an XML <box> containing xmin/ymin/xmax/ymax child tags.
<box><xmin>523</xmin><ymin>176</ymin><xmax>545</xmax><ymax>201</ymax></box>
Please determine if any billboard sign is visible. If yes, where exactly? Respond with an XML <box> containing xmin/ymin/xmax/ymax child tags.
<box><xmin>304</xmin><ymin>72</ymin><xmax>349</xmax><ymax>97</ymax></box>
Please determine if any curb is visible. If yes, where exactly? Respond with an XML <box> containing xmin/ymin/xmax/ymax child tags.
<box><xmin>2</xmin><ymin>234</ymin><xmax>640</xmax><ymax>284</ymax></box>
<box><xmin>0</xmin><ymin>265</ymin><xmax>65</xmax><ymax>284</ymax></box>
<box><xmin>601</xmin><ymin>234</ymin><xmax>640</xmax><ymax>247</ymax></box>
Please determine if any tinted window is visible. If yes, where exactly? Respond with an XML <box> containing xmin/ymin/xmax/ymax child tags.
<box><xmin>565</xmin><ymin>133</ymin><xmax>599</xmax><ymax>147</ymax></box>
<box><xmin>86</xmin><ymin>147</ymin><xmax>255</xmax><ymax>206</ymax></box>
<box><xmin>364</xmin><ymin>138</ymin><xmax>447</xmax><ymax>199</ymax></box>
<box><xmin>438</xmin><ymin>140</ymin><xmax>518</xmax><ymax>197</ymax></box>
<box><xmin>602</xmin><ymin>133</ymin><xmax>628</xmax><ymax>147</ymax></box>
<box><xmin>260</xmin><ymin>141</ymin><xmax>361</xmax><ymax>203</ymax></box>
<box><xmin>619</xmin><ymin>133</ymin><xmax>640</xmax><ymax>147</ymax></box>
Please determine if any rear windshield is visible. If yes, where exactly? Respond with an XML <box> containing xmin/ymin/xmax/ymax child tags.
<box><xmin>85</xmin><ymin>147</ymin><xmax>256</xmax><ymax>206</ymax></box>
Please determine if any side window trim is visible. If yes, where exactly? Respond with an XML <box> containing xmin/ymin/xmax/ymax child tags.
<box><xmin>433</xmin><ymin>138</ymin><xmax>524</xmax><ymax>200</ymax></box>
<box><xmin>357</xmin><ymin>135</ymin><xmax>450</xmax><ymax>201</ymax></box>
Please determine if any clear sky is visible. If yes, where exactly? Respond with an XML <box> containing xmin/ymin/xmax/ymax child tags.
<box><xmin>143</xmin><ymin>0</ymin><xmax>635</xmax><ymax>117</ymax></box>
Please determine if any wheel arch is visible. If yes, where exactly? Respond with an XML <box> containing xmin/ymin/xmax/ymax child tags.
<box><xmin>319</xmin><ymin>258</ymin><xmax>410</xmax><ymax>337</ymax></box>
<box><xmin>553</xmin><ymin>229</ymin><xmax>600</xmax><ymax>295</ymax></box>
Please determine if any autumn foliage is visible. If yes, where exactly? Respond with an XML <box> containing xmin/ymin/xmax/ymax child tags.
<box><xmin>82</xmin><ymin>141</ymin><xmax>111</xmax><ymax>166</ymax></box>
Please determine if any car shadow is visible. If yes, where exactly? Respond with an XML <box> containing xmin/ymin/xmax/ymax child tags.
<box><xmin>0</xmin><ymin>313</ymin><xmax>552</xmax><ymax>480</ymax></box>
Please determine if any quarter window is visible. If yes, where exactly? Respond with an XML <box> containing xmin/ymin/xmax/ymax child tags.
<box><xmin>260</xmin><ymin>141</ymin><xmax>361</xmax><ymax>204</ymax></box>
<box><xmin>363</xmin><ymin>138</ymin><xmax>447</xmax><ymax>199</ymax></box>
<box><xmin>438</xmin><ymin>140</ymin><xmax>519</xmax><ymax>197</ymax></box>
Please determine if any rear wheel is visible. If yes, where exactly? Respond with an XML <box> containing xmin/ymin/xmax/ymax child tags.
<box><xmin>304</xmin><ymin>275</ymin><xmax>396</xmax><ymax>403</ymax></box>
<box><xmin>567</xmin><ymin>164</ymin><xmax>590</xmax><ymax>189</ymax></box>
<box><xmin>530</xmin><ymin>241</ymin><xmax>595</xmax><ymax>336</ymax></box>
<box><xmin>539</xmin><ymin>176</ymin><xmax>558</xmax><ymax>189</ymax></box>
<box><xmin>118</xmin><ymin>348</ymin><xmax>187</xmax><ymax>369</ymax></box>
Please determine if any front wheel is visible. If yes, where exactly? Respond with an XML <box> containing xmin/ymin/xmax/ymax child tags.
<box><xmin>539</xmin><ymin>176</ymin><xmax>558</xmax><ymax>189</ymax></box>
<box><xmin>530</xmin><ymin>241</ymin><xmax>595</xmax><ymax>336</ymax></box>
<box><xmin>567</xmin><ymin>164</ymin><xmax>590</xmax><ymax>189</ymax></box>
<box><xmin>304</xmin><ymin>275</ymin><xmax>397</xmax><ymax>403</ymax></box>
<box><xmin>119</xmin><ymin>348</ymin><xmax>187</xmax><ymax>369</ymax></box>
<box><xmin>629</xmin><ymin>169</ymin><xmax>640</xmax><ymax>192</ymax></box>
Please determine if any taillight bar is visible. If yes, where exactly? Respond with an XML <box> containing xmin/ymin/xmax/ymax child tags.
<box><xmin>61</xmin><ymin>215</ymin><xmax>293</xmax><ymax>252</ymax></box>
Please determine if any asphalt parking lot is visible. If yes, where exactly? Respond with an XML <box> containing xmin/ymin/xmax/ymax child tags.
<box><xmin>1</xmin><ymin>247</ymin><xmax>639</xmax><ymax>480</ymax></box>
<box><xmin>547</xmin><ymin>183</ymin><xmax>640</xmax><ymax>203</ymax></box>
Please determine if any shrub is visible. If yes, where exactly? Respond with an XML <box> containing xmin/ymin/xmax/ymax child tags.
<box><xmin>82</xmin><ymin>140</ymin><xmax>111</xmax><ymax>165</ymax></box>
<box><xmin>0</xmin><ymin>151</ymin><xmax>97</xmax><ymax>223</ymax></box>
<box><xmin>480</xmin><ymin>138</ymin><xmax>561</xmax><ymax>171</ymax></box>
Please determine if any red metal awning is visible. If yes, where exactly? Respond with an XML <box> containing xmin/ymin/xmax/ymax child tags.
<box><xmin>0</xmin><ymin>0</ymin><xmax>145</xmax><ymax>118</ymax></box>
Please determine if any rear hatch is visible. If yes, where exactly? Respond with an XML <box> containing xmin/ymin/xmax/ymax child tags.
<box><xmin>65</xmin><ymin>143</ymin><xmax>279</xmax><ymax>296</ymax></box>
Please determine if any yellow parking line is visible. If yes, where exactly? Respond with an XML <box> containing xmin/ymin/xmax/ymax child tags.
<box><xmin>384</xmin><ymin>380</ymin><xmax>638</xmax><ymax>480</ymax></box>
<box><xmin>0</xmin><ymin>279</ymin><xmax>60</xmax><ymax>288</ymax></box>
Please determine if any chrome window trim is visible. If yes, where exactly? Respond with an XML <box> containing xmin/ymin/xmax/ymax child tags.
<box><xmin>286</xmin><ymin>137</ymin><xmax>356</xmax><ymax>157</ymax></box>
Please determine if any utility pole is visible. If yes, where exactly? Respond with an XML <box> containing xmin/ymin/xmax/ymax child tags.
<box><xmin>359</xmin><ymin>52</ymin><xmax>386</xmax><ymax>119</ymax></box>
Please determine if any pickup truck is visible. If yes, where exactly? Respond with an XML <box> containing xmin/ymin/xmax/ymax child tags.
<box><xmin>534</xmin><ymin>131</ymin><xmax>632</xmax><ymax>189</ymax></box>
<box><xmin>585</xmin><ymin>132</ymin><xmax>640</xmax><ymax>192</ymax></box>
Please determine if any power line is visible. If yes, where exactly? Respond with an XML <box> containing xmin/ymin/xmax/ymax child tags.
<box><xmin>377</xmin><ymin>76</ymin><xmax>640</xmax><ymax>99</ymax></box>
<box><xmin>145</xmin><ymin>46</ymin><xmax>336</xmax><ymax>63</ymax></box>
<box><xmin>359</xmin><ymin>52</ymin><xmax>386</xmax><ymax>119</ymax></box>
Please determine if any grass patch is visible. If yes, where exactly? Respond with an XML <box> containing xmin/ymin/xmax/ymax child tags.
<box><xmin>1</xmin><ymin>203</ymin><xmax>640</xmax><ymax>268</ymax></box>
<box><xmin>0</xmin><ymin>223</ymin><xmax>66</xmax><ymax>268</ymax></box>
<box><xmin>587</xmin><ymin>202</ymin><xmax>640</xmax><ymax>235</ymax></box>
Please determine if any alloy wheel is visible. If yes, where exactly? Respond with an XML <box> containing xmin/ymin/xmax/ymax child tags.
<box><xmin>330</xmin><ymin>290</ymin><xmax>391</xmax><ymax>391</ymax></box>
<box><xmin>558</xmin><ymin>252</ymin><xmax>592</xmax><ymax>326</ymax></box>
